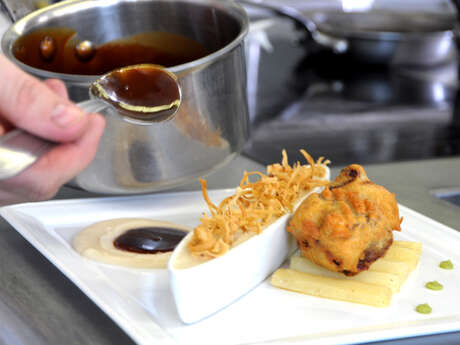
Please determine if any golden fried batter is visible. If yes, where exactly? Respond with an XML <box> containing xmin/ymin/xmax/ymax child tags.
<box><xmin>287</xmin><ymin>164</ymin><xmax>401</xmax><ymax>276</ymax></box>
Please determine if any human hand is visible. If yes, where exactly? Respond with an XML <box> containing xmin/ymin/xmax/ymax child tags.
<box><xmin>0</xmin><ymin>54</ymin><xmax>106</xmax><ymax>205</ymax></box>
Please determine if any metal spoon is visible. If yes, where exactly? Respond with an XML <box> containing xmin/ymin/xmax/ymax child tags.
<box><xmin>0</xmin><ymin>64</ymin><xmax>181</xmax><ymax>180</ymax></box>
<box><xmin>88</xmin><ymin>64</ymin><xmax>181</xmax><ymax>124</ymax></box>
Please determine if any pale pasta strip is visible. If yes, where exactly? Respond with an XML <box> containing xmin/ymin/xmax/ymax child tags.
<box><xmin>383</xmin><ymin>245</ymin><xmax>420</xmax><ymax>271</ymax></box>
<box><xmin>393</xmin><ymin>240</ymin><xmax>422</xmax><ymax>255</ymax></box>
<box><xmin>271</xmin><ymin>268</ymin><xmax>392</xmax><ymax>307</ymax></box>
<box><xmin>369</xmin><ymin>259</ymin><xmax>410</xmax><ymax>283</ymax></box>
<box><xmin>290</xmin><ymin>256</ymin><xmax>402</xmax><ymax>293</ymax></box>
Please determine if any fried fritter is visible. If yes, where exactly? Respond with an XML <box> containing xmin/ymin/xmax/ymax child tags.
<box><xmin>287</xmin><ymin>164</ymin><xmax>401</xmax><ymax>276</ymax></box>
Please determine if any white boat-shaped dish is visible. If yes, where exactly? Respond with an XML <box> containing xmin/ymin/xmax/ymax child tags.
<box><xmin>168</xmin><ymin>168</ymin><xmax>330</xmax><ymax>323</ymax></box>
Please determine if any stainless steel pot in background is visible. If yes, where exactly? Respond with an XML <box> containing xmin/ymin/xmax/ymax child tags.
<box><xmin>1</xmin><ymin>0</ymin><xmax>250</xmax><ymax>194</ymax></box>
<box><xmin>239</xmin><ymin>0</ymin><xmax>458</xmax><ymax>67</ymax></box>
<box><xmin>311</xmin><ymin>11</ymin><xmax>457</xmax><ymax>66</ymax></box>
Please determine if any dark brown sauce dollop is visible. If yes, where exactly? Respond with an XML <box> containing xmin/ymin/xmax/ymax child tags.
<box><xmin>113</xmin><ymin>227</ymin><xmax>187</xmax><ymax>254</ymax></box>
<box><xmin>13</xmin><ymin>28</ymin><xmax>209</xmax><ymax>75</ymax></box>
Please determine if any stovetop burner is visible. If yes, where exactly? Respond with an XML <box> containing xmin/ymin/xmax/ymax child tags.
<box><xmin>243</xmin><ymin>18</ymin><xmax>460</xmax><ymax>166</ymax></box>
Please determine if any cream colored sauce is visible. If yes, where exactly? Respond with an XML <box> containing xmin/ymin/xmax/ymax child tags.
<box><xmin>73</xmin><ymin>218</ymin><xmax>190</xmax><ymax>269</ymax></box>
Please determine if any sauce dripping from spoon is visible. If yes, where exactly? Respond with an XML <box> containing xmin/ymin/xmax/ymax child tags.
<box><xmin>90</xmin><ymin>64</ymin><xmax>181</xmax><ymax>122</ymax></box>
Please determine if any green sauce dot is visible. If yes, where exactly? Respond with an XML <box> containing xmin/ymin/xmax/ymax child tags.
<box><xmin>416</xmin><ymin>303</ymin><xmax>432</xmax><ymax>314</ymax></box>
<box><xmin>425</xmin><ymin>281</ymin><xmax>443</xmax><ymax>290</ymax></box>
<box><xmin>440</xmin><ymin>260</ymin><xmax>454</xmax><ymax>270</ymax></box>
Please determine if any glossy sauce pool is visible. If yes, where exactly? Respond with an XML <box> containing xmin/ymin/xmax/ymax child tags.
<box><xmin>114</xmin><ymin>226</ymin><xmax>187</xmax><ymax>254</ymax></box>
<box><xmin>12</xmin><ymin>27</ymin><xmax>209</xmax><ymax>75</ymax></box>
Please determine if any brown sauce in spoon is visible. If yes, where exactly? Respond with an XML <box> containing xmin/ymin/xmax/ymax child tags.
<box><xmin>114</xmin><ymin>227</ymin><xmax>187</xmax><ymax>254</ymax></box>
<box><xmin>90</xmin><ymin>64</ymin><xmax>181</xmax><ymax>121</ymax></box>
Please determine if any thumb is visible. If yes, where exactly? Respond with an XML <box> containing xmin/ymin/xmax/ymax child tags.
<box><xmin>0</xmin><ymin>54</ymin><xmax>90</xmax><ymax>143</ymax></box>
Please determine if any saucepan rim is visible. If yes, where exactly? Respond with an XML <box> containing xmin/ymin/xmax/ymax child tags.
<box><xmin>1</xmin><ymin>0</ymin><xmax>250</xmax><ymax>81</ymax></box>
<box><xmin>312</xmin><ymin>10</ymin><xmax>457</xmax><ymax>42</ymax></box>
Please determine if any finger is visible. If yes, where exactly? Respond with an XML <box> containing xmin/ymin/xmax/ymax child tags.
<box><xmin>38</xmin><ymin>113</ymin><xmax>106</xmax><ymax>187</ymax></box>
<box><xmin>0</xmin><ymin>113</ymin><xmax>106</xmax><ymax>203</ymax></box>
<box><xmin>25</xmin><ymin>113</ymin><xmax>106</xmax><ymax>196</ymax></box>
<box><xmin>0</xmin><ymin>54</ymin><xmax>89</xmax><ymax>143</ymax></box>
<box><xmin>43</xmin><ymin>78</ymin><xmax>69</xmax><ymax>99</ymax></box>
<box><xmin>0</xmin><ymin>78</ymin><xmax>69</xmax><ymax>136</ymax></box>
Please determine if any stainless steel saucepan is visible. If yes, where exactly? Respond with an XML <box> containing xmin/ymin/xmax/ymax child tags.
<box><xmin>1</xmin><ymin>0</ymin><xmax>250</xmax><ymax>194</ymax></box>
<box><xmin>239</xmin><ymin>0</ymin><xmax>458</xmax><ymax>66</ymax></box>
<box><xmin>310</xmin><ymin>11</ymin><xmax>457</xmax><ymax>66</ymax></box>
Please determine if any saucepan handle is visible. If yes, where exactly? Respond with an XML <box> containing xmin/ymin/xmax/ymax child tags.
<box><xmin>0</xmin><ymin>129</ymin><xmax>55</xmax><ymax>180</ymax></box>
<box><xmin>310</xmin><ymin>30</ymin><xmax>348</xmax><ymax>54</ymax></box>
<box><xmin>237</xmin><ymin>0</ymin><xmax>348</xmax><ymax>53</ymax></box>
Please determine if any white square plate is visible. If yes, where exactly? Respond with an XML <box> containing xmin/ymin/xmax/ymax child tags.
<box><xmin>1</xmin><ymin>189</ymin><xmax>460</xmax><ymax>345</ymax></box>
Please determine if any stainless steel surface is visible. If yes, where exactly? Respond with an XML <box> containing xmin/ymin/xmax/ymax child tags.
<box><xmin>0</xmin><ymin>129</ymin><xmax>54</xmax><ymax>180</ymax></box>
<box><xmin>432</xmin><ymin>187</ymin><xmax>460</xmax><ymax>207</ymax></box>
<box><xmin>311</xmin><ymin>11</ymin><xmax>457</xmax><ymax>66</ymax></box>
<box><xmin>2</xmin><ymin>0</ymin><xmax>250</xmax><ymax>194</ymax></box>
<box><xmin>239</xmin><ymin>2</ymin><xmax>457</xmax><ymax>66</ymax></box>
<box><xmin>242</xmin><ymin>17</ymin><xmax>460</xmax><ymax>167</ymax></box>
<box><xmin>238</xmin><ymin>0</ymin><xmax>348</xmax><ymax>53</ymax></box>
<box><xmin>451</xmin><ymin>0</ymin><xmax>460</xmax><ymax>15</ymax></box>
<box><xmin>0</xmin><ymin>0</ymin><xmax>35</xmax><ymax>22</ymax></box>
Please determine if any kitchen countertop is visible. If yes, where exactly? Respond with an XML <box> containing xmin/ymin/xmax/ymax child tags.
<box><xmin>0</xmin><ymin>154</ymin><xmax>459</xmax><ymax>345</ymax></box>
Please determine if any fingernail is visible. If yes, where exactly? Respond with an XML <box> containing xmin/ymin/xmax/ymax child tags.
<box><xmin>51</xmin><ymin>104</ymin><xmax>85</xmax><ymax>128</ymax></box>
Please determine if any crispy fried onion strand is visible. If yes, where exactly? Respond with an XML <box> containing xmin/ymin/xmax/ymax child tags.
<box><xmin>187</xmin><ymin>150</ymin><xmax>330</xmax><ymax>258</ymax></box>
